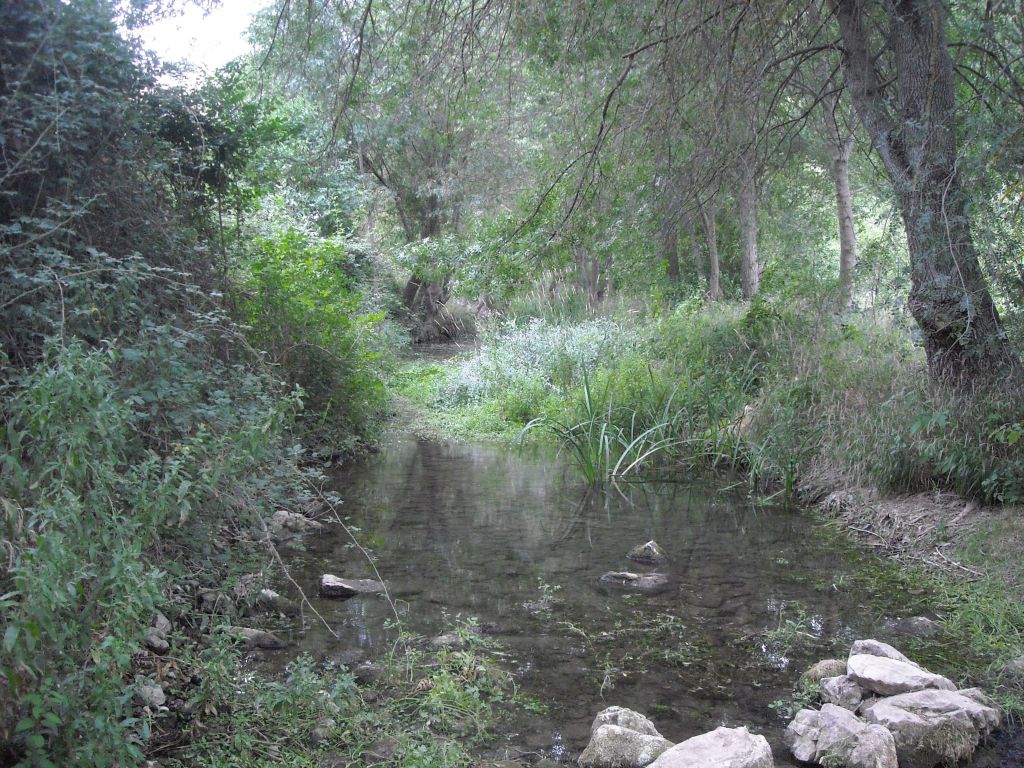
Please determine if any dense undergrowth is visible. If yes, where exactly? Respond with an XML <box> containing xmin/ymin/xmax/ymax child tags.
<box><xmin>0</xmin><ymin>3</ymin><xmax>400</xmax><ymax>765</ymax></box>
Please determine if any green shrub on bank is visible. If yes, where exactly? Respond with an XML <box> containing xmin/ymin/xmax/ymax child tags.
<box><xmin>238</xmin><ymin>229</ymin><xmax>394</xmax><ymax>447</ymax></box>
<box><xmin>0</xmin><ymin>325</ymin><xmax>303</xmax><ymax>765</ymax></box>
<box><xmin>446</xmin><ymin>297</ymin><xmax>1023</xmax><ymax>501</ymax></box>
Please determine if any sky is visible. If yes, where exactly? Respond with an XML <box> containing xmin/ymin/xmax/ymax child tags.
<box><xmin>136</xmin><ymin>0</ymin><xmax>273</xmax><ymax>81</ymax></box>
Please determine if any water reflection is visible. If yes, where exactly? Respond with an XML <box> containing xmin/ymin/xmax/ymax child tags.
<box><xmin>266</xmin><ymin>435</ymin><xmax>919</xmax><ymax>762</ymax></box>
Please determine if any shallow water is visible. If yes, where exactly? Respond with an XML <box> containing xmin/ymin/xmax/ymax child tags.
<box><xmin>260</xmin><ymin>434</ymin><xmax>1012</xmax><ymax>765</ymax></box>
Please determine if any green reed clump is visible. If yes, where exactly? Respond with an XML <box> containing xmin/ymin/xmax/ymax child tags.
<box><xmin>518</xmin><ymin>370</ymin><xmax>686</xmax><ymax>484</ymax></box>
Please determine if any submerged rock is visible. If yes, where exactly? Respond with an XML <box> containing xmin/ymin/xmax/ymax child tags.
<box><xmin>648</xmin><ymin>726</ymin><xmax>772</xmax><ymax>768</ymax></box>
<box><xmin>319</xmin><ymin>574</ymin><xmax>385</xmax><ymax>598</ymax></box>
<box><xmin>860</xmin><ymin>688</ymin><xmax>1000</xmax><ymax>768</ymax></box>
<box><xmin>847</xmin><ymin>654</ymin><xmax>955</xmax><ymax>696</ymax></box>
<box><xmin>224</xmin><ymin>626</ymin><xmax>287</xmax><ymax>650</ymax></box>
<box><xmin>626</xmin><ymin>540</ymin><xmax>668</xmax><ymax>566</ymax></box>
<box><xmin>578</xmin><ymin>724</ymin><xmax>673</xmax><ymax>768</ymax></box>
<box><xmin>255</xmin><ymin>588</ymin><xmax>300</xmax><ymax>616</ymax></box>
<box><xmin>882</xmin><ymin>616</ymin><xmax>941</xmax><ymax>639</ymax></box>
<box><xmin>599</xmin><ymin>571</ymin><xmax>671</xmax><ymax>593</ymax></box>
<box><xmin>783</xmin><ymin>704</ymin><xmax>897</xmax><ymax>768</ymax></box>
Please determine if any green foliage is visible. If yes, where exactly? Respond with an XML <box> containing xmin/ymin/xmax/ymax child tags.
<box><xmin>175</xmin><ymin>654</ymin><xmax>359</xmax><ymax>768</ymax></box>
<box><xmin>0</xmin><ymin>330</ymin><xmax>301</xmax><ymax>765</ymax></box>
<box><xmin>237</xmin><ymin>229</ymin><xmax>391</xmax><ymax>445</ymax></box>
<box><xmin>518</xmin><ymin>370</ymin><xmax>685</xmax><ymax>484</ymax></box>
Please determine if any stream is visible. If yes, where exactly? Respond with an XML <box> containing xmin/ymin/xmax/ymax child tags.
<box><xmin>247</xmin><ymin>431</ymin><xmax>1024</xmax><ymax>765</ymax></box>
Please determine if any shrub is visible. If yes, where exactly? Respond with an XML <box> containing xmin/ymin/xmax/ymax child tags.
<box><xmin>237</xmin><ymin>229</ymin><xmax>393</xmax><ymax>446</ymax></box>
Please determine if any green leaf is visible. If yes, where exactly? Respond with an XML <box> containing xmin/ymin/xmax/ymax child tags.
<box><xmin>3</xmin><ymin>625</ymin><xmax>18</xmax><ymax>652</ymax></box>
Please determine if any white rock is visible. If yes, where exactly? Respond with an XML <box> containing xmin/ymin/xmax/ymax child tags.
<box><xmin>784</xmin><ymin>704</ymin><xmax>898</xmax><ymax>768</ymax></box>
<box><xmin>861</xmin><ymin>688</ymin><xmax>1000</xmax><ymax>768</ymax></box>
<box><xmin>591</xmin><ymin>706</ymin><xmax>665</xmax><ymax>738</ymax></box>
<box><xmin>626</xmin><ymin>541</ymin><xmax>668</xmax><ymax>565</ymax></box>
<box><xmin>648</xmin><ymin>726</ymin><xmax>772</xmax><ymax>768</ymax></box>
<box><xmin>783</xmin><ymin>709</ymin><xmax>820</xmax><ymax>763</ymax></box>
<box><xmin>134</xmin><ymin>677</ymin><xmax>166</xmax><ymax>708</ymax></box>
<box><xmin>578</xmin><ymin>724</ymin><xmax>673</xmax><ymax>768</ymax></box>
<box><xmin>847</xmin><ymin>654</ymin><xmax>955</xmax><ymax>696</ymax></box>
<box><xmin>848</xmin><ymin>639</ymin><xmax>915</xmax><ymax>665</ymax></box>
<box><xmin>821</xmin><ymin>674</ymin><xmax>864</xmax><ymax>711</ymax></box>
<box><xmin>319</xmin><ymin>574</ymin><xmax>385</xmax><ymax>598</ymax></box>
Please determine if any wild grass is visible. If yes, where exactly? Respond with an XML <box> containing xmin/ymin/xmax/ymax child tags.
<box><xmin>517</xmin><ymin>370</ymin><xmax>686</xmax><ymax>484</ymax></box>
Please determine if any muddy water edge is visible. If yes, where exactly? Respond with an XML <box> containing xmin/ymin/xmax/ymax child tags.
<box><xmin>245</xmin><ymin>430</ymin><xmax>1024</xmax><ymax>766</ymax></box>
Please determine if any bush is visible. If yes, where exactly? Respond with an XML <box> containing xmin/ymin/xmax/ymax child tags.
<box><xmin>237</xmin><ymin>229</ymin><xmax>393</xmax><ymax>446</ymax></box>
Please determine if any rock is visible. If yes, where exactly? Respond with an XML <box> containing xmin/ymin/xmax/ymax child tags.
<box><xmin>847</xmin><ymin>654</ymin><xmax>955</xmax><ymax>696</ymax></box>
<box><xmin>882</xmin><ymin>616</ymin><xmax>941</xmax><ymax>639</ymax></box>
<box><xmin>269</xmin><ymin>509</ymin><xmax>324</xmax><ymax>541</ymax></box>
<box><xmin>144</xmin><ymin>627</ymin><xmax>170</xmax><ymax>655</ymax></box>
<box><xmin>154</xmin><ymin>612</ymin><xmax>171</xmax><ymax>636</ymax></box>
<box><xmin>255</xmin><ymin>588</ymin><xmax>300</xmax><ymax>616</ymax></box>
<box><xmin>800</xmin><ymin>659</ymin><xmax>849</xmax><ymax>686</ymax></box>
<box><xmin>784</xmin><ymin>704</ymin><xmax>897</xmax><ymax>768</ymax></box>
<box><xmin>861</xmin><ymin>688</ymin><xmax>1000</xmax><ymax>768</ymax></box>
<box><xmin>821</xmin><ymin>675</ymin><xmax>864</xmax><ymax>711</ymax></box>
<box><xmin>319</xmin><ymin>574</ymin><xmax>386</xmax><ymax>598</ymax></box>
<box><xmin>1003</xmin><ymin>655</ymin><xmax>1024</xmax><ymax>679</ymax></box>
<box><xmin>430</xmin><ymin>632</ymin><xmax>467</xmax><ymax>651</ymax></box>
<box><xmin>599</xmin><ymin>572</ymin><xmax>671</xmax><ymax>593</ymax></box>
<box><xmin>225</xmin><ymin>626</ymin><xmax>287</xmax><ymax>650</ymax></box>
<box><xmin>578</xmin><ymin>724</ymin><xmax>673</xmax><ymax>768</ymax></box>
<box><xmin>627</xmin><ymin>541</ymin><xmax>668</xmax><ymax>565</ymax></box>
<box><xmin>363</xmin><ymin>735</ymin><xmax>400</xmax><ymax>763</ymax></box>
<box><xmin>848</xmin><ymin>639</ymin><xmax>914</xmax><ymax>665</ymax></box>
<box><xmin>134</xmin><ymin>677</ymin><xmax>166</xmax><ymax>708</ymax></box>
<box><xmin>310</xmin><ymin>717</ymin><xmax>337</xmax><ymax>744</ymax></box>
<box><xmin>648</xmin><ymin>726</ymin><xmax>772</xmax><ymax>768</ymax></box>
<box><xmin>353</xmin><ymin>661</ymin><xmax>384</xmax><ymax>685</ymax></box>
<box><xmin>591</xmin><ymin>706</ymin><xmax>665</xmax><ymax>739</ymax></box>
<box><xmin>198</xmin><ymin>590</ymin><xmax>235</xmax><ymax>615</ymax></box>
<box><xmin>783</xmin><ymin>708</ymin><xmax>821</xmax><ymax>763</ymax></box>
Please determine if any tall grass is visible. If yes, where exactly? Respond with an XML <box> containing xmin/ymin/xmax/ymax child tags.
<box><xmin>518</xmin><ymin>370</ymin><xmax>687</xmax><ymax>484</ymax></box>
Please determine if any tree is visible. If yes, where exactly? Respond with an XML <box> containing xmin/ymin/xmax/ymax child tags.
<box><xmin>833</xmin><ymin>0</ymin><xmax>1019</xmax><ymax>380</ymax></box>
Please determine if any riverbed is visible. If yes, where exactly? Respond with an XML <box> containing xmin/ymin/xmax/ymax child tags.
<box><xmin>247</xmin><ymin>432</ymin><xmax>1017</xmax><ymax>764</ymax></box>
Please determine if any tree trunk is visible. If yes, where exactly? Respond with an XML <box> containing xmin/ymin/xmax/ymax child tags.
<box><xmin>700</xmin><ymin>204</ymin><xmax>722</xmax><ymax>301</ymax></box>
<box><xmin>737</xmin><ymin>148</ymin><xmax>760</xmax><ymax>300</ymax></box>
<box><xmin>833</xmin><ymin>0</ymin><xmax>1018</xmax><ymax>381</ymax></box>
<box><xmin>832</xmin><ymin>132</ymin><xmax>858</xmax><ymax>308</ymax></box>
<box><xmin>662</xmin><ymin>217</ymin><xmax>680</xmax><ymax>281</ymax></box>
<box><xmin>684</xmin><ymin>216</ymin><xmax>703</xmax><ymax>279</ymax></box>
